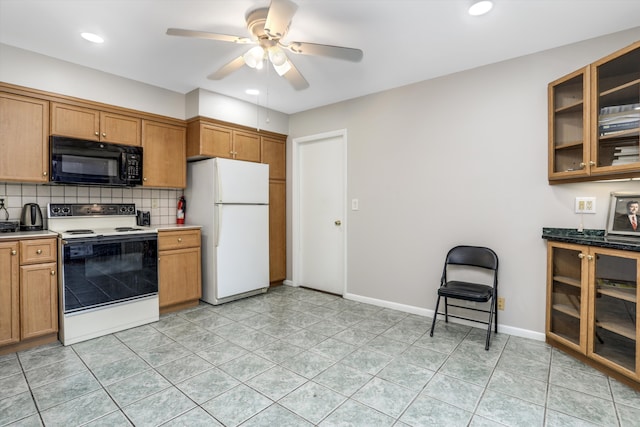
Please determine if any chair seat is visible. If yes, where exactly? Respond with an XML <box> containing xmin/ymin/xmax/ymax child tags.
<box><xmin>437</xmin><ymin>281</ymin><xmax>493</xmax><ymax>302</ymax></box>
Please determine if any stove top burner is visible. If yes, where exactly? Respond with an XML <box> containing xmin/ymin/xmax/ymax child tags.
<box><xmin>66</xmin><ymin>229</ymin><xmax>95</xmax><ymax>234</ymax></box>
<box><xmin>115</xmin><ymin>227</ymin><xmax>142</xmax><ymax>232</ymax></box>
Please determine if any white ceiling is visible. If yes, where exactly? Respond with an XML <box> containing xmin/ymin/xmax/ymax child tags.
<box><xmin>1</xmin><ymin>0</ymin><xmax>639</xmax><ymax>114</ymax></box>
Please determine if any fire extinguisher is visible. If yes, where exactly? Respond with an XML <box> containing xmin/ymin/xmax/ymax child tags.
<box><xmin>177</xmin><ymin>195</ymin><xmax>186</xmax><ymax>224</ymax></box>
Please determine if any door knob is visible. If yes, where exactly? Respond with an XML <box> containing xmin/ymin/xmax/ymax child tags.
<box><xmin>334</xmin><ymin>220</ymin><xmax>341</xmax><ymax>226</ymax></box>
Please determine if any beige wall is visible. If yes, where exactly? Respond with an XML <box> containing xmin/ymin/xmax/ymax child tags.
<box><xmin>288</xmin><ymin>27</ymin><xmax>640</xmax><ymax>338</ymax></box>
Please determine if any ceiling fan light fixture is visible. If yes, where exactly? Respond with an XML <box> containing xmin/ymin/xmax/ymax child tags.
<box><xmin>268</xmin><ymin>46</ymin><xmax>287</xmax><ymax>66</ymax></box>
<box><xmin>468</xmin><ymin>0</ymin><xmax>493</xmax><ymax>16</ymax></box>
<box><xmin>273</xmin><ymin>60</ymin><xmax>292</xmax><ymax>77</ymax></box>
<box><xmin>243</xmin><ymin>46</ymin><xmax>265</xmax><ymax>68</ymax></box>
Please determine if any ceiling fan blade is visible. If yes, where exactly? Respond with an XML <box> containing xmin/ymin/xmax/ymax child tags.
<box><xmin>283</xmin><ymin>41</ymin><xmax>363</xmax><ymax>62</ymax></box>
<box><xmin>281</xmin><ymin>60</ymin><xmax>309</xmax><ymax>90</ymax></box>
<box><xmin>264</xmin><ymin>0</ymin><xmax>298</xmax><ymax>39</ymax></box>
<box><xmin>167</xmin><ymin>28</ymin><xmax>252</xmax><ymax>44</ymax></box>
<box><xmin>207</xmin><ymin>56</ymin><xmax>246</xmax><ymax>80</ymax></box>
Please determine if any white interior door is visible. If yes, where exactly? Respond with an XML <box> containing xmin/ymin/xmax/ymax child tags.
<box><xmin>294</xmin><ymin>130</ymin><xmax>346</xmax><ymax>295</ymax></box>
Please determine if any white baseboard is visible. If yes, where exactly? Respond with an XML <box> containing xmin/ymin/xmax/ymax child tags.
<box><xmin>344</xmin><ymin>292</ymin><xmax>545</xmax><ymax>342</ymax></box>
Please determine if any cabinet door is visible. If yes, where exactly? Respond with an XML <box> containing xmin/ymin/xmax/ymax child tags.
<box><xmin>0</xmin><ymin>93</ymin><xmax>50</xmax><ymax>183</ymax></box>
<box><xmin>269</xmin><ymin>181</ymin><xmax>286</xmax><ymax>283</ymax></box>
<box><xmin>548</xmin><ymin>67</ymin><xmax>591</xmax><ymax>181</ymax></box>
<box><xmin>262</xmin><ymin>136</ymin><xmax>286</xmax><ymax>180</ymax></box>
<box><xmin>546</xmin><ymin>241</ymin><xmax>589</xmax><ymax>353</ymax></box>
<box><xmin>587</xmin><ymin>247</ymin><xmax>639</xmax><ymax>378</ymax></box>
<box><xmin>100</xmin><ymin>112</ymin><xmax>141</xmax><ymax>146</ymax></box>
<box><xmin>51</xmin><ymin>102</ymin><xmax>100</xmax><ymax>140</ymax></box>
<box><xmin>142</xmin><ymin>120</ymin><xmax>187</xmax><ymax>188</ymax></box>
<box><xmin>158</xmin><ymin>247</ymin><xmax>201</xmax><ymax>309</ymax></box>
<box><xmin>195</xmin><ymin>123</ymin><xmax>233</xmax><ymax>158</ymax></box>
<box><xmin>589</xmin><ymin>42</ymin><xmax>640</xmax><ymax>175</ymax></box>
<box><xmin>20</xmin><ymin>262</ymin><xmax>58</xmax><ymax>340</ymax></box>
<box><xmin>0</xmin><ymin>242</ymin><xmax>20</xmax><ymax>346</ymax></box>
<box><xmin>233</xmin><ymin>130</ymin><xmax>261</xmax><ymax>162</ymax></box>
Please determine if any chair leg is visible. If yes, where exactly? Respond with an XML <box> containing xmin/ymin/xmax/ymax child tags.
<box><xmin>485</xmin><ymin>298</ymin><xmax>495</xmax><ymax>350</ymax></box>
<box><xmin>444</xmin><ymin>297</ymin><xmax>449</xmax><ymax>323</ymax></box>
<box><xmin>429</xmin><ymin>296</ymin><xmax>441</xmax><ymax>337</ymax></box>
<box><xmin>494</xmin><ymin>295</ymin><xmax>498</xmax><ymax>333</ymax></box>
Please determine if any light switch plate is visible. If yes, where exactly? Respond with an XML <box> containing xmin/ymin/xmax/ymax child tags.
<box><xmin>575</xmin><ymin>197</ymin><xmax>596</xmax><ymax>214</ymax></box>
<box><xmin>351</xmin><ymin>199</ymin><xmax>359</xmax><ymax>211</ymax></box>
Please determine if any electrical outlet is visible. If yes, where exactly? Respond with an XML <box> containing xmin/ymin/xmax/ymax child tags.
<box><xmin>497</xmin><ymin>297</ymin><xmax>505</xmax><ymax>311</ymax></box>
<box><xmin>575</xmin><ymin>197</ymin><xmax>596</xmax><ymax>214</ymax></box>
<box><xmin>151</xmin><ymin>199</ymin><xmax>159</xmax><ymax>209</ymax></box>
<box><xmin>351</xmin><ymin>199</ymin><xmax>359</xmax><ymax>210</ymax></box>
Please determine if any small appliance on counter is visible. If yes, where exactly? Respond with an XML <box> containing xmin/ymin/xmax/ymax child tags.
<box><xmin>136</xmin><ymin>210</ymin><xmax>150</xmax><ymax>226</ymax></box>
<box><xmin>20</xmin><ymin>203</ymin><xmax>44</xmax><ymax>231</ymax></box>
<box><xmin>0</xmin><ymin>198</ymin><xmax>19</xmax><ymax>232</ymax></box>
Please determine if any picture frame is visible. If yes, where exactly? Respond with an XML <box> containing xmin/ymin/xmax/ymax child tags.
<box><xmin>606</xmin><ymin>192</ymin><xmax>640</xmax><ymax>237</ymax></box>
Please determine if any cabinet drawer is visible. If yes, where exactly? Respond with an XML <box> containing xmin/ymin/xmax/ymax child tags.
<box><xmin>158</xmin><ymin>230</ymin><xmax>200</xmax><ymax>250</ymax></box>
<box><xmin>19</xmin><ymin>239</ymin><xmax>56</xmax><ymax>265</ymax></box>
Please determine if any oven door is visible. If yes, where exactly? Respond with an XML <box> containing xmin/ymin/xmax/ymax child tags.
<box><xmin>60</xmin><ymin>233</ymin><xmax>158</xmax><ymax>313</ymax></box>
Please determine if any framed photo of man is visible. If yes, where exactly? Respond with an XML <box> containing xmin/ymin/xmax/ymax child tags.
<box><xmin>607</xmin><ymin>192</ymin><xmax>640</xmax><ymax>237</ymax></box>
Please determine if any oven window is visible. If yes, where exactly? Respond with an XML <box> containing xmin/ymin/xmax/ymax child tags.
<box><xmin>62</xmin><ymin>235</ymin><xmax>158</xmax><ymax>313</ymax></box>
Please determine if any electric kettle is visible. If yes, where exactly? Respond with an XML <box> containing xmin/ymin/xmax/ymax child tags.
<box><xmin>20</xmin><ymin>203</ymin><xmax>44</xmax><ymax>231</ymax></box>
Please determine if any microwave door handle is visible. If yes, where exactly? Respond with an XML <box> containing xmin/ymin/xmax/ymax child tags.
<box><xmin>121</xmin><ymin>153</ymin><xmax>127</xmax><ymax>180</ymax></box>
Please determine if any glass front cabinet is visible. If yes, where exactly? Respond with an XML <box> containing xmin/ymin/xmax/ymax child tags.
<box><xmin>548</xmin><ymin>40</ymin><xmax>640</xmax><ymax>182</ymax></box>
<box><xmin>547</xmin><ymin>241</ymin><xmax>640</xmax><ymax>381</ymax></box>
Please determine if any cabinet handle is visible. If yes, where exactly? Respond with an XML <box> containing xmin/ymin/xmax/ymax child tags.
<box><xmin>589</xmin><ymin>161</ymin><xmax>596</xmax><ymax>166</ymax></box>
<box><xmin>143</xmin><ymin>177</ymin><xmax>147</xmax><ymax>181</ymax></box>
<box><xmin>36</xmin><ymin>249</ymin><xmax>42</xmax><ymax>254</ymax></box>
<box><xmin>102</xmin><ymin>132</ymin><xmax>106</xmax><ymax>137</ymax></box>
<box><xmin>178</xmin><ymin>238</ymin><xmax>182</xmax><ymax>242</ymax></box>
<box><xmin>95</xmin><ymin>131</ymin><xmax>99</xmax><ymax>136</ymax></box>
<box><xmin>51</xmin><ymin>270</ymin><xmax>56</xmax><ymax>276</ymax></box>
<box><xmin>42</xmin><ymin>171</ymin><xmax>48</xmax><ymax>176</ymax></box>
<box><xmin>587</xmin><ymin>255</ymin><xmax>594</xmax><ymax>261</ymax></box>
<box><xmin>579</xmin><ymin>162</ymin><xmax>586</xmax><ymax>169</ymax></box>
<box><xmin>578</xmin><ymin>253</ymin><xmax>585</xmax><ymax>259</ymax></box>
<box><xmin>11</xmin><ymin>250</ymin><xmax>17</xmax><ymax>255</ymax></box>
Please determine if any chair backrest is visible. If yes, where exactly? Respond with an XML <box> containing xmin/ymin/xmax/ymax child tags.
<box><xmin>445</xmin><ymin>245</ymin><xmax>498</xmax><ymax>271</ymax></box>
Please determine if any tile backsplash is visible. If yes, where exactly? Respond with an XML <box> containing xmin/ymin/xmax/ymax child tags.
<box><xmin>0</xmin><ymin>183</ymin><xmax>182</xmax><ymax>227</ymax></box>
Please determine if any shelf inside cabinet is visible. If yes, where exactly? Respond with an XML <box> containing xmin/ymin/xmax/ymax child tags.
<box><xmin>552</xmin><ymin>303</ymin><xmax>580</xmax><ymax>319</ymax></box>
<box><xmin>600</xmin><ymin>78</ymin><xmax>640</xmax><ymax>104</ymax></box>
<box><xmin>555</xmin><ymin>101</ymin><xmax>584</xmax><ymax>114</ymax></box>
<box><xmin>555</xmin><ymin>141</ymin><xmax>584</xmax><ymax>150</ymax></box>
<box><xmin>597</xmin><ymin>286</ymin><xmax>636</xmax><ymax>303</ymax></box>
<box><xmin>599</xmin><ymin>128</ymin><xmax>640</xmax><ymax>141</ymax></box>
<box><xmin>596</xmin><ymin>320</ymin><xmax>636</xmax><ymax>341</ymax></box>
<box><xmin>553</xmin><ymin>275</ymin><xmax>581</xmax><ymax>287</ymax></box>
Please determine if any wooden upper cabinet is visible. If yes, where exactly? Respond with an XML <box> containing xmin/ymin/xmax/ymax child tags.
<box><xmin>261</xmin><ymin>136</ymin><xmax>286</xmax><ymax>180</ymax></box>
<box><xmin>233</xmin><ymin>130</ymin><xmax>261</xmax><ymax>162</ymax></box>
<box><xmin>0</xmin><ymin>92</ymin><xmax>49</xmax><ymax>183</ymax></box>
<box><xmin>187</xmin><ymin>121</ymin><xmax>233</xmax><ymax>159</ymax></box>
<box><xmin>142</xmin><ymin>120</ymin><xmax>187</xmax><ymax>188</ymax></box>
<box><xmin>51</xmin><ymin>102</ymin><xmax>141</xmax><ymax>146</ymax></box>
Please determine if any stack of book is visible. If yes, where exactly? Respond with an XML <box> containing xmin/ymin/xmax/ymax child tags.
<box><xmin>612</xmin><ymin>145</ymin><xmax>639</xmax><ymax>165</ymax></box>
<box><xmin>599</xmin><ymin>103</ymin><xmax>640</xmax><ymax>136</ymax></box>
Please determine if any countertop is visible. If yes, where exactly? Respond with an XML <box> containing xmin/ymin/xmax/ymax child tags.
<box><xmin>542</xmin><ymin>227</ymin><xmax>640</xmax><ymax>252</ymax></box>
<box><xmin>0</xmin><ymin>224</ymin><xmax>201</xmax><ymax>241</ymax></box>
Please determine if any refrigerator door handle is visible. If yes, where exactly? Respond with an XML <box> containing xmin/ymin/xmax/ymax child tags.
<box><xmin>215</xmin><ymin>204</ymin><xmax>221</xmax><ymax>247</ymax></box>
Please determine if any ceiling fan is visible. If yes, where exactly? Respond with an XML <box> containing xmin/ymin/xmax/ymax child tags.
<box><xmin>166</xmin><ymin>0</ymin><xmax>363</xmax><ymax>90</ymax></box>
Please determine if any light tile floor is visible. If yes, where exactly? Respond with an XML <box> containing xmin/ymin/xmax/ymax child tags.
<box><xmin>1</xmin><ymin>285</ymin><xmax>640</xmax><ymax>426</ymax></box>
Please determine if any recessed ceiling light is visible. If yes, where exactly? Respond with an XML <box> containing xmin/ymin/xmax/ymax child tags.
<box><xmin>81</xmin><ymin>32</ymin><xmax>104</xmax><ymax>44</ymax></box>
<box><xmin>246</xmin><ymin>89</ymin><xmax>260</xmax><ymax>95</ymax></box>
<box><xmin>468</xmin><ymin>1</ymin><xmax>494</xmax><ymax>16</ymax></box>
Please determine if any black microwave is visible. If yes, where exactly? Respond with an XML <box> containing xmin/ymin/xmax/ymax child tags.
<box><xmin>50</xmin><ymin>136</ymin><xmax>143</xmax><ymax>186</ymax></box>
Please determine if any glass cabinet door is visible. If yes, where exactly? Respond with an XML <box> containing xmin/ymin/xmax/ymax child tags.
<box><xmin>591</xmin><ymin>42</ymin><xmax>640</xmax><ymax>172</ymax></box>
<box><xmin>547</xmin><ymin>242</ymin><xmax>589</xmax><ymax>352</ymax></box>
<box><xmin>589</xmin><ymin>249</ymin><xmax>639</xmax><ymax>376</ymax></box>
<box><xmin>548</xmin><ymin>67</ymin><xmax>590</xmax><ymax>179</ymax></box>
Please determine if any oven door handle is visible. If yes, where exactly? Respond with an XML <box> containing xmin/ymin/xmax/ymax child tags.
<box><xmin>61</xmin><ymin>233</ymin><xmax>158</xmax><ymax>245</ymax></box>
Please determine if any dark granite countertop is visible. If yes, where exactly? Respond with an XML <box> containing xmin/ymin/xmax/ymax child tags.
<box><xmin>542</xmin><ymin>228</ymin><xmax>640</xmax><ymax>252</ymax></box>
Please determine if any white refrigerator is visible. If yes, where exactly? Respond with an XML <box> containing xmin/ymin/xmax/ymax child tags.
<box><xmin>186</xmin><ymin>158</ymin><xmax>270</xmax><ymax>305</ymax></box>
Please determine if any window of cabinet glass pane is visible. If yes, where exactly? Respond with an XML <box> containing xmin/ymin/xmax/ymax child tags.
<box><xmin>550</xmin><ymin>247</ymin><xmax>583</xmax><ymax>346</ymax></box>
<box><xmin>593</xmin><ymin>253</ymin><xmax>637</xmax><ymax>372</ymax></box>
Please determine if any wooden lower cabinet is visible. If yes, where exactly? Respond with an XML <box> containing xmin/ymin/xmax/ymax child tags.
<box><xmin>269</xmin><ymin>181</ymin><xmax>286</xmax><ymax>283</ymax></box>
<box><xmin>158</xmin><ymin>229</ymin><xmax>202</xmax><ymax>314</ymax></box>
<box><xmin>0</xmin><ymin>238</ymin><xmax>58</xmax><ymax>354</ymax></box>
<box><xmin>546</xmin><ymin>241</ymin><xmax>640</xmax><ymax>388</ymax></box>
